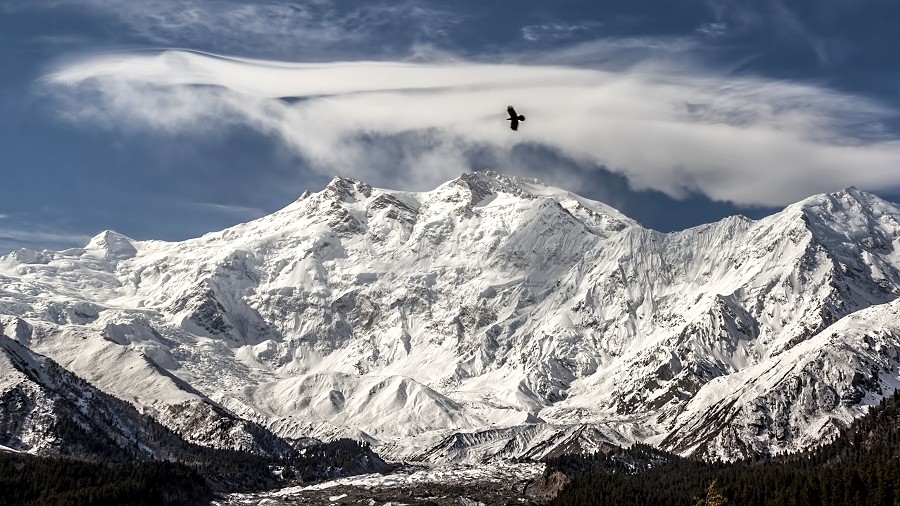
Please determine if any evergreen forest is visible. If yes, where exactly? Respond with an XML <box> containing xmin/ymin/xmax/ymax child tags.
<box><xmin>0</xmin><ymin>438</ymin><xmax>382</xmax><ymax>506</ymax></box>
<box><xmin>549</xmin><ymin>389</ymin><xmax>900</xmax><ymax>505</ymax></box>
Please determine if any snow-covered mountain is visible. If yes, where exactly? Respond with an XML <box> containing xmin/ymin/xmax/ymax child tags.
<box><xmin>2</xmin><ymin>171</ymin><xmax>900</xmax><ymax>462</ymax></box>
<box><xmin>0</xmin><ymin>332</ymin><xmax>292</xmax><ymax>460</ymax></box>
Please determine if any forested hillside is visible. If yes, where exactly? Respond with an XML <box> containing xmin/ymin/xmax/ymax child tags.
<box><xmin>549</xmin><ymin>389</ymin><xmax>900</xmax><ymax>505</ymax></box>
<box><xmin>1</xmin><ymin>438</ymin><xmax>388</xmax><ymax>506</ymax></box>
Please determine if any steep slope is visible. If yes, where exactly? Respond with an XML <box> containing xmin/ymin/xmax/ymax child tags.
<box><xmin>0</xmin><ymin>333</ymin><xmax>230</xmax><ymax>460</ymax></box>
<box><xmin>658</xmin><ymin>297</ymin><xmax>900</xmax><ymax>459</ymax></box>
<box><xmin>1</xmin><ymin>171</ymin><xmax>899</xmax><ymax>462</ymax></box>
<box><xmin>0</xmin><ymin>314</ymin><xmax>294</xmax><ymax>456</ymax></box>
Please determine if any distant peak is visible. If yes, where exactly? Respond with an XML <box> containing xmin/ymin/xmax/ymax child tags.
<box><xmin>84</xmin><ymin>230</ymin><xmax>137</xmax><ymax>261</ymax></box>
<box><xmin>87</xmin><ymin>229</ymin><xmax>129</xmax><ymax>244</ymax></box>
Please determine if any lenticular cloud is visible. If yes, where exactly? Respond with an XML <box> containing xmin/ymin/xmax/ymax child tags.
<box><xmin>45</xmin><ymin>49</ymin><xmax>900</xmax><ymax>206</ymax></box>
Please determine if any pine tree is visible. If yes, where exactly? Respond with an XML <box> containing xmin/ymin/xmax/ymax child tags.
<box><xmin>694</xmin><ymin>479</ymin><xmax>727</xmax><ymax>506</ymax></box>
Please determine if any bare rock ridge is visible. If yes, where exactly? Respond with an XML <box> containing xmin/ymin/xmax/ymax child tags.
<box><xmin>1</xmin><ymin>170</ymin><xmax>900</xmax><ymax>462</ymax></box>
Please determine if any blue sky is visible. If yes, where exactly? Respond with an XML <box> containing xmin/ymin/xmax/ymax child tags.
<box><xmin>1</xmin><ymin>0</ymin><xmax>899</xmax><ymax>252</ymax></box>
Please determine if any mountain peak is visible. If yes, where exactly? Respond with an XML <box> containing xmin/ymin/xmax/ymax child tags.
<box><xmin>796</xmin><ymin>186</ymin><xmax>884</xmax><ymax>208</ymax></box>
<box><xmin>455</xmin><ymin>170</ymin><xmax>544</xmax><ymax>197</ymax></box>
<box><xmin>323</xmin><ymin>175</ymin><xmax>373</xmax><ymax>202</ymax></box>
<box><xmin>84</xmin><ymin>230</ymin><xmax>137</xmax><ymax>260</ymax></box>
<box><xmin>793</xmin><ymin>186</ymin><xmax>899</xmax><ymax>223</ymax></box>
<box><xmin>834</xmin><ymin>186</ymin><xmax>889</xmax><ymax>209</ymax></box>
<box><xmin>825</xmin><ymin>186</ymin><xmax>873</xmax><ymax>204</ymax></box>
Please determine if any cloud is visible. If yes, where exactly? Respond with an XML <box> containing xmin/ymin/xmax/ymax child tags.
<box><xmin>511</xmin><ymin>36</ymin><xmax>701</xmax><ymax>70</ymax></box>
<box><xmin>701</xmin><ymin>0</ymin><xmax>843</xmax><ymax>65</ymax></box>
<box><xmin>176</xmin><ymin>200</ymin><xmax>265</xmax><ymax>219</ymax></box>
<box><xmin>696</xmin><ymin>22</ymin><xmax>728</xmax><ymax>37</ymax></box>
<box><xmin>522</xmin><ymin>22</ymin><xmax>603</xmax><ymax>42</ymax></box>
<box><xmin>0</xmin><ymin>225</ymin><xmax>92</xmax><ymax>252</ymax></box>
<box><xmin>42</xmin><ymin>49</ymin><xmax>900</xmax><ymax>207</ymax></box>
<box><xmin>10</xmin><ymin>0</ymin><xmax>458</xmax><ymax>58</ymax></box>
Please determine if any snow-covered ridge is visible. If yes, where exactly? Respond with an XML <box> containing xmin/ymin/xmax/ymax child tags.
<box><xmin>2</xmin><ymin>171</ymin><xmax>900</xmax><ymax>461</ymax></box>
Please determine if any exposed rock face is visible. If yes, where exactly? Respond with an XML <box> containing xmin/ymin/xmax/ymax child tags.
<box><xmin>525</xmin><ymin>470</ymin><xmax>571</xmax><ymax>502</ymax></box>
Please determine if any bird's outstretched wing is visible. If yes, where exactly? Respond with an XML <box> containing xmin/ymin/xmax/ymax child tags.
<box><xmin>507</xmin><ymin>105</ymin><xmax>520</xmax><ymax>130</ymax></box>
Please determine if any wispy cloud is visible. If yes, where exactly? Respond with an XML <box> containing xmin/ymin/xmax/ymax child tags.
<box><xmin>175</xmin><ymin>200</ymin><xmax>265</xmax><ymax>219</ymax></box>
<box><xmin>702</xmin><ymin>0</ymin><xmax>844</xmax><ymax>65</ymax></box>
<box><xmin>696</xmin><ymin>22</ymin><xmax>728</xmax><ymax>38</ymax></box>
<box><xmin>507</xmin><ymin>36</ymin><xmax>702</xmax><ymax>70</ymax></box>
<box><xmin>10</xmin><ymin>0</ymin><xmax>458</xmax><ymax>58</ymax></box>
<box><xmin>522</xmin><ymin>22</ymin><xmax>603</xmax><ymax>42</ymax></box>
<box><xmin>42</xmin><ymin>49</ymin><xmax>900</xmax><ymax>207</ymax></box>
<box><xmin>0</xmin><ymin>225</ymin><xmax>92</xmax><ymax>252</ymax></box>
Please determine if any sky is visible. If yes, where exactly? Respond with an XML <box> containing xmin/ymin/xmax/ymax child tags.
<box><xmin>1</xmin><ymin>0</ymin><xmax>899</xmax><ymax>252</ymax></box>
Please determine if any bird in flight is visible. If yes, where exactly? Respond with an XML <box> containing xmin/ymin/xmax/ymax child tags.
<box><xmin>507</xmin><ymin>105</ymin><xmax>526</xmax><ymax>131</ymax></box>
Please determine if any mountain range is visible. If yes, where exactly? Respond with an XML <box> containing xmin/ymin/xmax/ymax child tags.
<box><xmin>2</xmin><ymin>171</ymin><xmax>900</xmax><ymax>463</ymax></box>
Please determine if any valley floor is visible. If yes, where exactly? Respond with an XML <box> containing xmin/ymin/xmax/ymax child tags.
<box><xmin>219</xmin><ymin>461</ymin><xmax>545</xmax><ymax>506</ymax></box>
